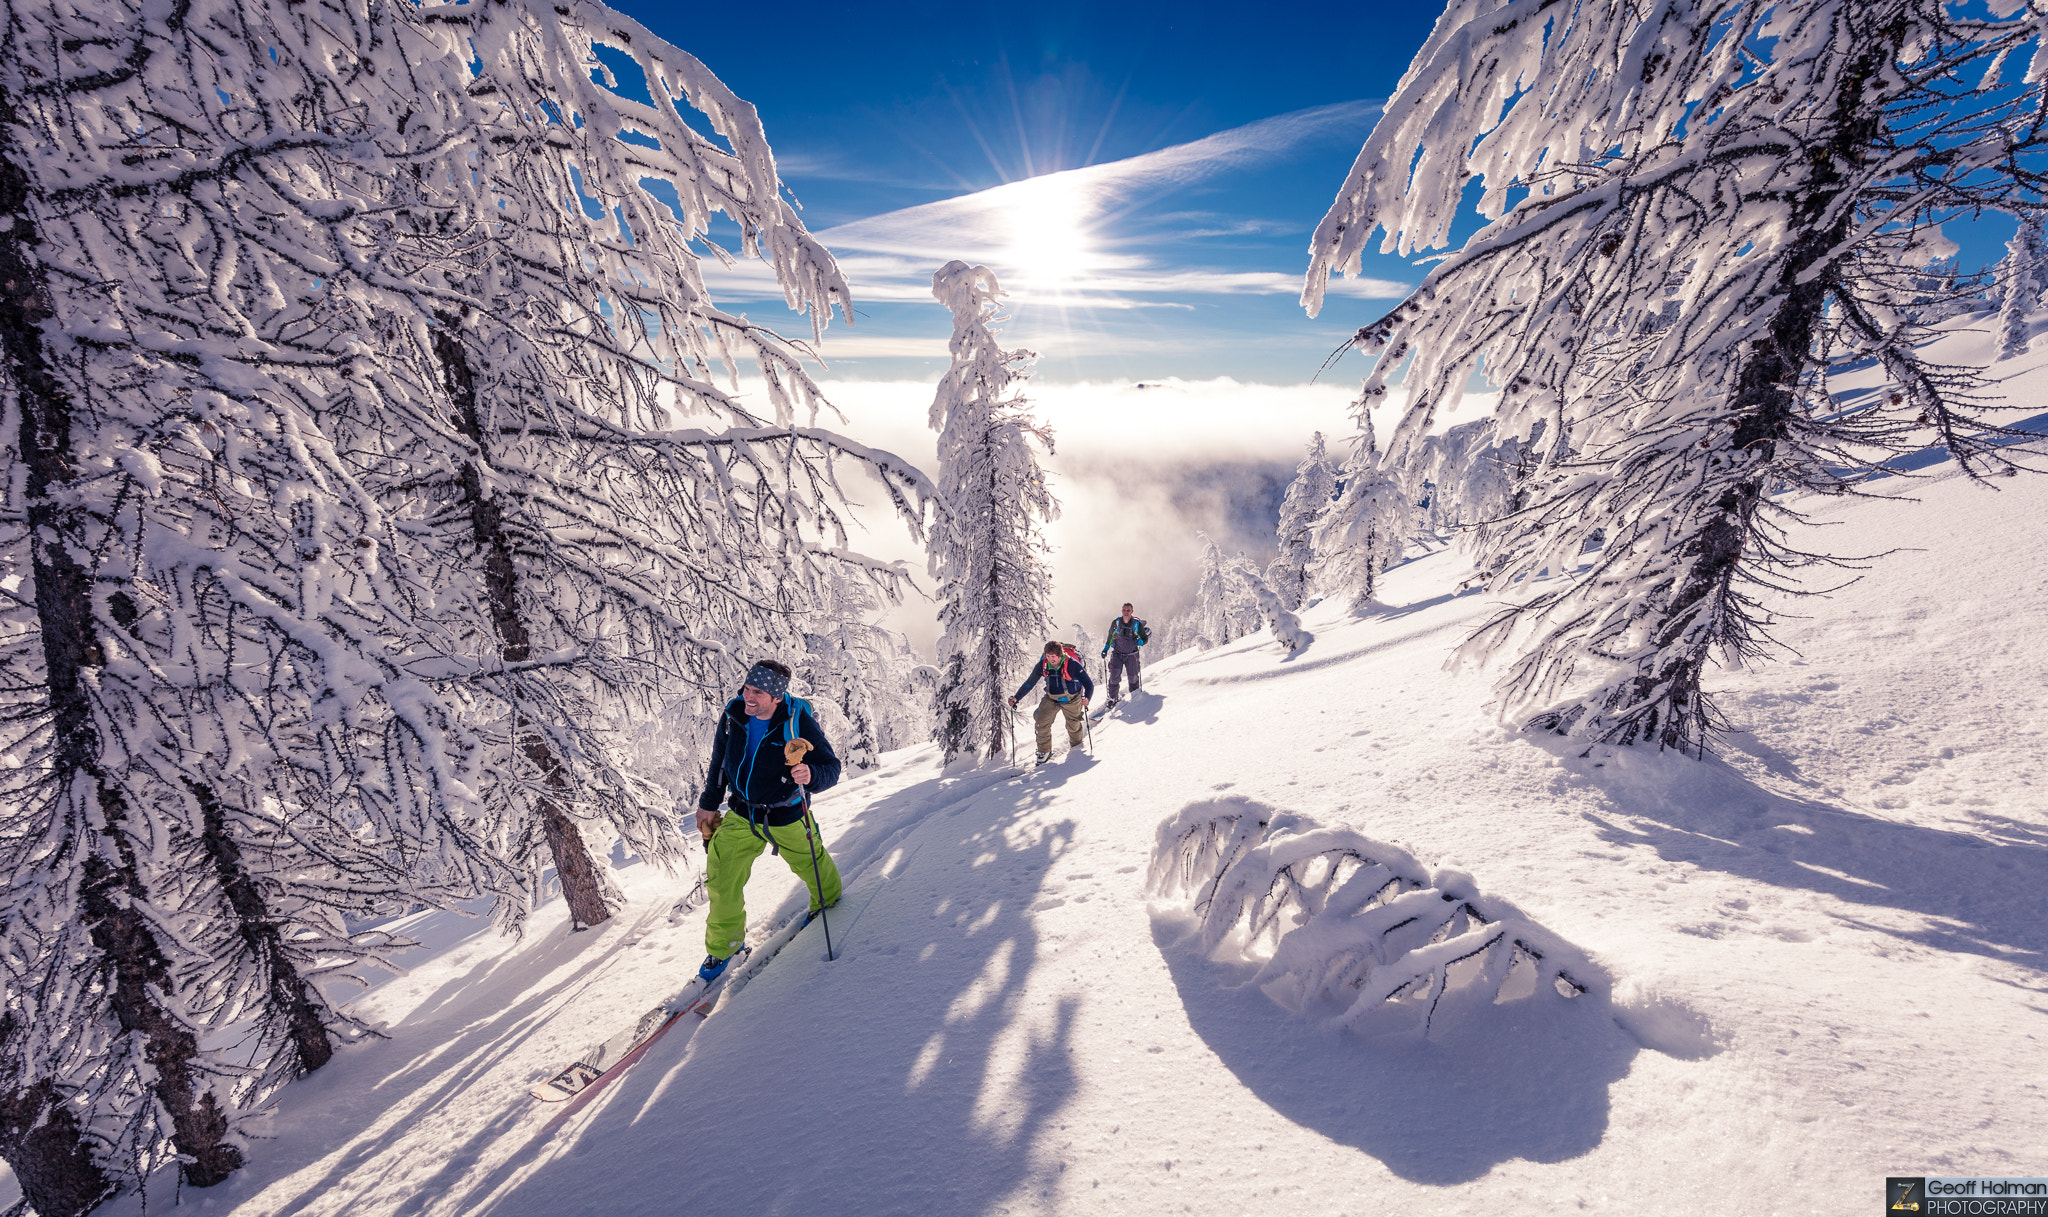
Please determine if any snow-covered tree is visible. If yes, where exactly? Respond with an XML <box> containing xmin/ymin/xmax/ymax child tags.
<box><xmin>1178</xmin><ymin>535</ymin><xmax>1261</xmax><ymax>651</ymax></box>
<box><xmin>1151</xmin><ymin>608</ymin><xmax>1197</xmax><ymax>657</ymax></box>
<box><xmin>0</xmin><ymin>0</ymin><xmax>539</xmax><ymax>1201</ymax></box>
<box><xmin>1070</xmin><ymin>620</ymin><xmax>1098</xmax><ymax>665</ymax></box>
<box><xmin>1311</xmin><ymin>408</ymin><xmax>1414</xmax><ymax>609</ymax></box>
<box><xmin>1157</xmin><ymin>540</ymin><xmax>1306</xmax><ymax>656</ymax></box>
<box><xmin>356</xmin><ymin>0</ymin><xmax>928</xmax><ymax>929</ymax></box>
<box><xmin>1189</xmin><ymin>538</ymin><xmax>1232</xmax><ymax>651</ymax></box>
<box><xmin>927</xmin><ymin>261</ymin><xmax>1057</xmax><ymax>765</ymax></box>
<box><xmin>1304</xmin><ymin>0</ymin><xmax>2048</xmax><ymax>753</ymax></box>
<box><xmin>1267</xmin><ymin>432</ymin><xmax>1338</xmax><ymax>610</ymax></box>
<box><xmin>1994</xmin><ymin>219</ymin><xmax>2048</xmax><ymax>360</ymax></box>
<box><xmin>1406</xmin><ymin>419</ymin><xmax>1522</xmax><ymax>536</ymax></box>
<box><xmin>1904</xmin><ymin>256</ymin><xmax>1983</xmax><ymax>327</ymax></box>
<box><xmin>890</xmin><ymin>665</ymin><xmax>942</xmax><ymax>754</ymax></box>
<box><xmin>1237</xmin><ymin>563</ymin><xmax>1312</xmax><ymax>654</ymax></box>
<box><xmin>797</xmin><ymin>570</ymin><xmax>932</xmax><ymax>770</ymax></box>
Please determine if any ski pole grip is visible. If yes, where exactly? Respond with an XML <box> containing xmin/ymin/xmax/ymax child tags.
<box><xmin>783</xmin><ymin>737</ymin><xmax>813</xmax><ymax>766</ymax></box>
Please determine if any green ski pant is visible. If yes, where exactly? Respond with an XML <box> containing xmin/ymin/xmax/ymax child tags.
<box><xmin>704</xmin><ymin>809</ymin><xmax>842</xmax><ymax>959</ymax></box>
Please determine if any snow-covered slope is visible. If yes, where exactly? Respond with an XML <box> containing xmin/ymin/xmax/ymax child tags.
<box><xmin>64</xmin><ymin>388</ymin><xmax>2048</xmax><ymax>1217</ymax></box>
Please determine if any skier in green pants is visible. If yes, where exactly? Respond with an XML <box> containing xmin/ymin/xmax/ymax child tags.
<box><xmin>693</xmin><ymin>659</ymin><xmax>843</xmax><ymax>981</ymax></box>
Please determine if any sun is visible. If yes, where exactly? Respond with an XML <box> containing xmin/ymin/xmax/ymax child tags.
<box><xmin>1001</xmin><ymin>173</ymin><xmax>1096</xmax><ymax>288</ymax></box>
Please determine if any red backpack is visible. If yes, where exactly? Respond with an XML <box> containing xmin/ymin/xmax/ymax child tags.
<box><xmin>1045</xmin><ymin>645</ymin><xmax>1085</xmax><ymax>682</ymax></box>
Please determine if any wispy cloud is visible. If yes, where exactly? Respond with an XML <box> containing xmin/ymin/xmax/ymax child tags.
<box><xmin>703</xmin><ymin>102</ymin><xmax>1406</xmax><ymax>311</ymax></box>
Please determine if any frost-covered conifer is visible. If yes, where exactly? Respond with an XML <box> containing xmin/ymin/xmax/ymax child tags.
<box><xmin>1312</xmin><ymin>407</ymin><xmax>1414</xmax><ymax>609</ymax></box>
<box><xmin>798</xmin><ymin>570</ymin><xmax>932</xmax><ymax>769</ymax></box>
<box><xmin>1238</xmin><ymin>563</ymin><xmax>1311</xmax><ymax>654</ymax></box>
<box><xmin>927</xmin><ymin>262</ymin><xmax>1057</xmax><ymax>764</ymax></box>
<box><xmin>1267</xmin><ymin>432</ymin><xmax>1338</xmax><ymax>610</ymax></box>
<box><xmin>1410</xmin><ymin>419</ymin><xmax>1523</xmax><ymax>537</ymax></box>
<box><xmin>1071</xmin><ymin>621</ymin><xmax>1098</xmax><ymax>664</ymax></box>
<box><xmin>1189</xmin><ymin>538</ymin><xmax>1230</xmax><ymax>651</ymax></box>
<box><xmin>1177</xmin><ymin>535</ymin><xmax>1266</xmax><ymax>651</ymax></box>
<box><xmin>1151</xmin><ymin>609</ymin><xmax>1194</xmax><ymax>657</ymax></box>
<box><xmin>1305</xmin><ymin>0</ymin><xmax>2048</xmax><ymax>753</ymax></box>
<box><xmin>1994</xmin><ymin>220</ymin><xmax>2048</xmax><ymax>360</ymax></box>
<box><xmin>891</xmin><ymin>664</ymin><xmax>942</xmax><ymax>753</ymax></box>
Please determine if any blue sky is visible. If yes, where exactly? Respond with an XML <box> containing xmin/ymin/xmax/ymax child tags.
<box><xmin>608</xmin><ymin>0</ymin><xmax>1451</xmax><ymax>384</ymax></box>
<box><xmin>607</xmin><ymin>1</ymin><xmax>2028</xmax><ymax>388</ymax></box>
<box><xmin>596</xmin><ymin>2</ymin><xmax>2033</xmax><ymax>638</ymax></box>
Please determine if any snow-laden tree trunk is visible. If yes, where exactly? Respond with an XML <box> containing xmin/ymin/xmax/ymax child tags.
<box><xmin>1536</xmin><ymin>18</ymin><xmax>1899</xmax><ymax>751</ymax></box>
<box><xmin>190</xmin><ymin>784</ymin><xmax>332</xmax><ymax>1077</ymax></box>
<box><xmin>927</xmin><ymin>262</ymin><xmax>1056</xmax><ymax>764</ymax></box>
<box><xmin>434</xmin><ymin>329</ymin><xmax>611</xmax><ymax>928</ymax></box>
<box><xmin>0</xmin><ymin>101</ymin><xmax>254</xmax><ymax>1197</ymax></box>
<box><xmin>0</xmin><ymin>1013</ymin><xmax>106</xmax><ymax>1217</ymax></box>
<box><xmin>0</xmin><ymin>107</ymin><xmax>121</xmax><ymax>1217</ymax></box>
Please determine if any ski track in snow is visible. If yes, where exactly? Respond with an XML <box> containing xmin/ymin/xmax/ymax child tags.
<box><xmin>62</xmin><ymin>344</ymin><xmax>2048</xmax><ymax>1215</ymax></box>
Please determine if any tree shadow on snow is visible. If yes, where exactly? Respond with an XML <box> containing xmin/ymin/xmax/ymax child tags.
<box><xmin>1147</xmin><ymin>797</ymin><xmax>1642</xmax><ymax>1188</ymax></box>
<box><xmin>202</xmin><ymin>901</ymin><xmax>676</xmax><ymax>1217</ymax></box>
<box><xmin>1547</xmin><ymin>740</ymin><xmax>2048</xmax><ymax>971</ymax></box>
<box><xmin>1153</xmin><ymin>925</ymin><xmax>1636</xmax><ymax>1186</ymax></box>
<box><xmin>476</xmin><ymin>762</ymin><xmax>1088</xmax><ymax>1217</ymax></box>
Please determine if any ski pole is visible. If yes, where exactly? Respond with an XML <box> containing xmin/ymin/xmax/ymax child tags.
<box><xmin>801</xmin><ymin>788</ymin><xmax>836</xmax><ymax>960</ymax></box>
<box><xmin>784</xmin><ymin>737</ymin><xmax>834</xmax><ymax>960</ymax></box>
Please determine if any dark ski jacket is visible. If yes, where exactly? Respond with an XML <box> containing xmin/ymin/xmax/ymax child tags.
<box><xmin>1014</xmin><ymin>654</ymin><xmax>1094</xmax><ymax>703</ymax></box>
<box><xmin>1104</xmin><ymin>616</ymin><xmax>1149</xmax><ymax>654</ymax></box>
<box><xmin>697</xmin><ymin>695</ymin><xmax>841</xmax><ymax>826</ymax></box>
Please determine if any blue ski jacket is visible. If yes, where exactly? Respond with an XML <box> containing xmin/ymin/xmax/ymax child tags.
<box><xmin>697</xmin><ymin>695</ymin><xmax>841</xmax><ymax>825</ymax></box>
<box><xmin>1014</xmin><ymin>655</ymin><xmax>1094</xmax><ymax>703</ymax></box>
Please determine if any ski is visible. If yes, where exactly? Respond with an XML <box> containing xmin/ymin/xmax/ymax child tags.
<box><xmin>528</xmin><ymin>944</ymin><xmax>750</xmax><ymax>1103</ymax></box>
<box><xmin>530</xmin><ymin>846</ymin><xmax>920</xmax><ymax>1104</ymax></box>
<box><xmin>529</xmin><ymin>892</ymin><xmax>828</xmax><ymax>1104</ymax></box>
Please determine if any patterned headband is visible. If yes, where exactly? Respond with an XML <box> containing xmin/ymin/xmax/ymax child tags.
<box><xmin>743</xmin><ymin>663</ymin><xmax>790</xmax><ymax>700</ymax></box>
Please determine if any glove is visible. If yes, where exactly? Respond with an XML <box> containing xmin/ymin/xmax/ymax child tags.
<box><xmin>1100</xmin><ymin>649</ymin><xmax>1108</xmax><ymax>657</ymax></box>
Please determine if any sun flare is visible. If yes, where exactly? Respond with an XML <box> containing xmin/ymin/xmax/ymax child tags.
<box><xmin>1001</xmin><ymin>174</ymin><xmax>1096</xmax><ymax>287</ymax></box>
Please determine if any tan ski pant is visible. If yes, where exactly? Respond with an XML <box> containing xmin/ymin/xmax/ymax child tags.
<box><xmin>1033</xmin><ymin>695</ymin><xmax>1086</xmax><ymax>752</ymax></box>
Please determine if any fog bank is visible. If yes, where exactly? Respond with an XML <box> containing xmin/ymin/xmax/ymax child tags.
<box><xmin>804</xmin><ymin>377</ymin><xmax>1365</xmax><ymax>657</ymax></box>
